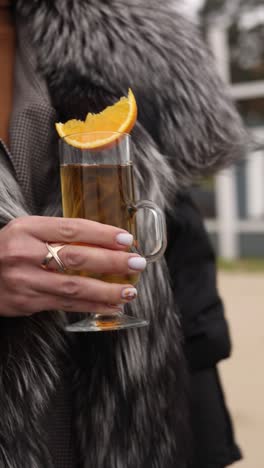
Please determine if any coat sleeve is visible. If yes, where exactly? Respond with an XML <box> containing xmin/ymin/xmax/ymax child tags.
<box><xmin>165</xmin><ymin>192</ymin><xmax>231</xmax><ymax>371</ymax></box>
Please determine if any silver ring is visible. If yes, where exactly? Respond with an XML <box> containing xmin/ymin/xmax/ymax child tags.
<box><xmin>41</xmin><ymin>242</ymin><xmax>67</xmax><ymax>272</ymax></box>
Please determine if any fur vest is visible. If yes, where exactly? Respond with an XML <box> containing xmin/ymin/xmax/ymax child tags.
<box><xmin>0</xmin><ymin>1</ymin><xmax>245</xmax><ymax>467</ymax></box>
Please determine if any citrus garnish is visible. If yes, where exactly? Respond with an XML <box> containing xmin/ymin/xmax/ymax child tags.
<box><xmin>55</xmin><ymin>89</ymin><xmax>137</xmax><ymax>149</ymax></box>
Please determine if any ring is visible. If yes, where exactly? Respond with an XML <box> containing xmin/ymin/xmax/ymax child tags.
<box><xmin>41</xmin><ymin>242</ymin><xmax>67</xmax><ymax>272</ymax></box>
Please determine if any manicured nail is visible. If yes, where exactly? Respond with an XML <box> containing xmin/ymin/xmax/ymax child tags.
<box><xmin>128</xmin><ymin>257</ymin><xmax>147</xmax><ymax>271</ymax></box>
<box><xmin>116</xmin><ymin>232</ymin><xmax>134</xmax><ymax>246</ymax></box>
<box><xmin>121</xmin><ymin>287</ymin><xmax>138</xmax><ymax>301</ymax></box>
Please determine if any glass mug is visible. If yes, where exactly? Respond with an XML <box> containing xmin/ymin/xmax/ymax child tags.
<box><xmin>59</xmin><ymin>132</ymin><xmax>166</xmax><ymax>332</ymax></box>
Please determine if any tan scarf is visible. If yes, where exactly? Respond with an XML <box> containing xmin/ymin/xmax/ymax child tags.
<box><xmin>0</xmin><ymin>0</ymin><xmax>15</xmax><ymax>145</ymax></box>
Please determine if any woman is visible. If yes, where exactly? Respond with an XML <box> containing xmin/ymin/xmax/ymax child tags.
<box><xmin>0</xmin><ymin>1</ymin><xmax>245</xmax><ymax>467</ymax></box>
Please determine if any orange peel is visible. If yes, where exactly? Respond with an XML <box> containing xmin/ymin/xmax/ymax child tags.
<box><xmin>55</xmin><ymin>89</ymin><xmax>137</xmax><ymax>149</ymax></box>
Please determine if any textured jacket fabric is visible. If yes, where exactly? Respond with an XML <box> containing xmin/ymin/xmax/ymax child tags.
<box><xmin>0</xmin><ymin>1</ymin><xmax>245</xmax><ymax>467</ymax></box>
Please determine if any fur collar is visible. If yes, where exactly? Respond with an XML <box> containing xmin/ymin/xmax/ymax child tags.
<box><xmin>15</xmin><ymin>0</ymin><xmax>246</xmax><ymax>187</ymax></box>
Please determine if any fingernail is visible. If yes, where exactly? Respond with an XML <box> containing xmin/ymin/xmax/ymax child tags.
<box><xmin>116</xmin><ymin>232</ymin><xmax>134</xmax><ymax>246</ymax></box>
<box><xmin>128</xmin><ymin>257</ymin><xmax>147</xmax><ymax>271</ymax></box>
<box><xmin>121</xmin><ymin>287</ymin><xmax>138</xmax><ymax>301</ymax></box>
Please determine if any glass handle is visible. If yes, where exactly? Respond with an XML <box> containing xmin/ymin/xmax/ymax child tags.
<box><xmin>131</xmin><ymin>200</ymin><xmax>167</xmax><ymax>263</ymax></box>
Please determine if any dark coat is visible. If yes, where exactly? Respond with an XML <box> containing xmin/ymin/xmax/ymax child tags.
<box><xmin>166</xmin><ymin>192</ymin><xmax>231</xmax><ymax>371</ymax></box>
<box><xmin>0</xmin><ymin>1</ymin><xmax>245</xmax><ymax>467</ymax></box>
<box><xmin>166</xmin><ymin>192</ymin><xmax>242</xmax><ymax>467</ymax></box>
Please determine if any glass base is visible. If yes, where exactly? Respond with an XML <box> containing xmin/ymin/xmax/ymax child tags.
<box><xmin>65</xmin><ymin>313</ymin><xmax>149</xmax><ymax>332</ymax></box>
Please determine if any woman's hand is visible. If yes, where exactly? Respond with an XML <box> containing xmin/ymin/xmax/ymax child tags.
<box><xmin>0</xmin><ymin>216</ymin><xmax>146</xmax><ymax>317</ymax></box>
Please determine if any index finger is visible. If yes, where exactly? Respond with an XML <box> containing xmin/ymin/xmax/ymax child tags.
<box><xmin>16</xmin><ymin>216</ymin><xmax>134</xmax><ymax>250</ymax></box>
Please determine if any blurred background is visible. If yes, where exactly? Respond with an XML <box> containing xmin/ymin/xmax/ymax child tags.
<box><xmin>182</xmin><ymin>1</ymin><xmax>264</xmax><ymax>467</ymax></box>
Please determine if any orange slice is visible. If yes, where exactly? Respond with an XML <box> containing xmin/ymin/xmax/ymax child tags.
<box><xmin>55</xmin><ymin>89</ymin><xmax>137</xmax><ymax>149</ymax></box>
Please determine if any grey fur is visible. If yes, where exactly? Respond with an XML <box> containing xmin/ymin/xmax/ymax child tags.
<box><xmin>16</xmin><ymin>0</ymin><xmax>248</xmax><ymax>186</ymax></box>
<box><xmin>0</xmin><ymin>303</ymin><xmax>67</xmax><ymax>467</ymax></box>
<box><xmin>0</xmin><ymin>143</ymin><xmax>29</xmax><ymax>225</ymax></box>
<box><xmin>0</xmin><ymin>1</ymin><xmax>246</xmax><ymax>467</ymax></box>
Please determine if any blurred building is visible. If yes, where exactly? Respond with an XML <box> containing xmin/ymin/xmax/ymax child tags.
<box><xmin>194</xmin><ymin>0</ymin><xmax>264</xmax><ymax>259</ymax></box>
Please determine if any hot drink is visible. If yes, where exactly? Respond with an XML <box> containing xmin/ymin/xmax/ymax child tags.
<box><xmin>60</xmin><ymin>163</ymin><xmax>138</xmax><ymax>284</ymax></box>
